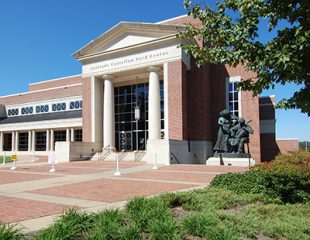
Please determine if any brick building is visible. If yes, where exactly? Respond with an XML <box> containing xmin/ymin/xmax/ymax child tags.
<box><xmin>0</xmin><ymin>15</ymin><xmax>297</xmax><ymax>164</ymax></box>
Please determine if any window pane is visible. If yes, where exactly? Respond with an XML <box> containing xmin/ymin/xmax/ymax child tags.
<box><xmin>35</xmin><ymin>132</ymin><xmax>46</xmax><ymax>151</ymax></box>
<box><xmin>18</xmin><ymin>132</ymin><xmax>28</xmax><ymax>151</ymax></box>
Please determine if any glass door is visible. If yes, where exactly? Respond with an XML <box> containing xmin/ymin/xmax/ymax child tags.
<box><xmin>119</xmin><ymin>131</ymin><xmax>132</xmax><ymax>151</ymax></box>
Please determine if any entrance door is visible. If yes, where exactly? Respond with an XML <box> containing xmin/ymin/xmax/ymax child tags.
<box><xmin>119</xmin><ymin>131</ymin><xmax>132</xmax><ymax>151</ymax></box>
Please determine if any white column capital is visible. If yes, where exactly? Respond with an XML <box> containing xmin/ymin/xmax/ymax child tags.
<box><xmin>102</xmin><ymin>74</ymin><xmax>115</xmax><ymax>80</ymax></box>
<box><xmin>147</xmin><ymin>66</ymin><xmax>162</xmax><ymax>73</ymax></box>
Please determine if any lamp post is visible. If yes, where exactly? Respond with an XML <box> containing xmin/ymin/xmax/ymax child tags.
<box><xmin>134</xmin><ymin>105</ymin><xmax>140</xmax><ymax>150</ymax></box>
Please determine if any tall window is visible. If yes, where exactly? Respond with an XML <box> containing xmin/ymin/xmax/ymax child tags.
<box><xmin>114</xmin><ymin>81</ymin><xmax>164</xmax><ymax>151</ymax></box>
<box><xmin>227</xmin><ymin>76</ymin><xmax>241</xmax><ymax>117</ymax></box>
<box><xmin>53</xmin><ymin>130</ymin><xmax>67</xmax><ymax>150</ymax></box>
<box><xmin>74</xmin><ymin>129</ymin><xmax>83</xmax><ymax>142</ymax></box>
<box><xmin>35</xmin><ymin>132</ymin><xmax>46</xmax><ymax>151</ymax></box>
<box><xmin>3</xmin><ymin>133</ymin><xmax>12</xmax><ymax>151</ymax></box>
<box><xmin>18</xmin><ymin>132</ymin><xmax>29</xmax><ymax>151</ymax></box>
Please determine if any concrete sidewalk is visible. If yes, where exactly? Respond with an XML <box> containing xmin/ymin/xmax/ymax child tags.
<box><xmin>0</xmin><ymin>160</ymin><xmax>247</xmax><ymax>233</ymax></box>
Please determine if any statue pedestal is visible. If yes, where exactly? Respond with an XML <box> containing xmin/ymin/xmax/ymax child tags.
<box><xmin>206</xmin><ymin>156</ymin><xmax>255</xmax><ymax>167</ymax></box>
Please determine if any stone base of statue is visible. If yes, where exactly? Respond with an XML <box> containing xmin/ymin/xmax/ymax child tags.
<box><xmin>206</xmin><ymin>153</ymin><xmax>255</xmax><ymax>167</ymax></box>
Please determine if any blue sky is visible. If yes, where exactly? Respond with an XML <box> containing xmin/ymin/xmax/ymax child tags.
<box><xmin>0</xmin><ymin>0</ymin><xmax>309</xmax><ymax>141</ymax></box>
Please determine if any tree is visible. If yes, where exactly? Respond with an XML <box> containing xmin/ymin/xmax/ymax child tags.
<box><xmin>179</xmin><ymin>0</ymin><xmax>310</xmax><ymax>115</ymax></box>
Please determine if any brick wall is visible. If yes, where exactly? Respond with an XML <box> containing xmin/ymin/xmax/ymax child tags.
<box><xmin>259</xmin><ymin>96</ymin><xmax>275</xmax><ymax>120</ymax></box>
<box><xmin>29</xmin><ymin>75</ymin><xmax>82</xmax><ymax>91</ymax></box>
<box><xmin>261</xmin><ymin>133</ymin><xmax>279</xmax><ymax>161</ymax></box>
<box><xmin>277</xmin><ymin>139</ymin><xmax>299</xmax><ymax>153</ymax></box>
<box><xmin>186</xmin><ymin>59</ymin><xmax>212</xmax><ymax>141</ymax></box>
<box><xmin>168</xmin><ymin>60</ymin><xmax>188</xmax><ymax>140</ymax></box>
<box><xmin>259</xmin><ymin>96</ymin><xmax>278</xmax><ymax>161</ymax></box>
<box><xmin>209</xmin><ymin>64</ymin><xmax>261</xmax><ymax>161</ymax></box>
<box><xmin>82</xmin><ymin>77</ymin><xmax>92</xmax><ymax>142</ymax></box>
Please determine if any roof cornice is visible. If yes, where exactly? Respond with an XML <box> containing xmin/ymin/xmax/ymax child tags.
<box><xmin>72</xmin><ymin>22</ymin><xmax>187</xmax><ymax>59</ymax></box>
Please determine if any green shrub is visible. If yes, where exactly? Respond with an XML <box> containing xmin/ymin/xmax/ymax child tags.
<box><xmin>125</xmin><ymin>197</ymin><xmax>171</xmax><ymax>231</ymax></box>
<box><xmin>118</xmin><ymin>224</ymin><xmax>142</xmax><ymax>240</ymax></box>
<box><xmin>204</xmin><ymin>225</ymin><xmax>239</xmax><ymax>240</ymax></box>
<box><xmin>148</xmin><ymin>217</ymin><xmax>180</xmax><ymax>240</ymax></box>
<box><xmin>182</xmin><ymin>212</ymin><xmax>219</xmax><ymax>237</ymax></box>
<box><xmin>210</xmin><ymin>171</ymin><xmax>271</xmax><ymax>195</ymax></box>
<box><xmin>210</xmin><ymin>170</ymin><xmax>310</xmax><ymax>204</ymax></box>
<box><xmin>0</xmin><ymin>223</ymin><xmax>27</xmax><ymax>240</ymax></box>
<box><xmin>253</xmin><ymin>151</ymin><xmax>310</xmax><ymax>177</ymax></box>
<box><xmin>86</xmin><ymin>209</ymin><xmax>125</xmax><ymax>240</ymax></box>
<box><xmin>35</xmin><ymin>209</ymin><xmax>92</xmax><ymax>240</ymax></box>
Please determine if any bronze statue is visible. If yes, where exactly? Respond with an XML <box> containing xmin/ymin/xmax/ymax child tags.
<box><xmin>213</xmin><ymin>110</ymin><xmax>231</xmax><ymax>153</ymax></box>
<box><xmin>213</xmin><ymin>110</ymin><xmax>254</xmax><ymax>157</ymax></box>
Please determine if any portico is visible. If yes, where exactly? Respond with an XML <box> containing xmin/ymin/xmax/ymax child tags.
<box><xmin>72</xmin><ymin>22</ymin><xmax>195</xmax><ymax>164</ymax></box>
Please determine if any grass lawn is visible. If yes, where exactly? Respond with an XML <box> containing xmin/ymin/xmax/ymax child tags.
<box><xmin>1</xmin><ymin>187</ymin><xmax>309</xmax><ymax>240</ymax></box>
<box><xmin>0</xmin><ymin>156</ymin><xmax>12</xmax><ymax>164</ymax></box>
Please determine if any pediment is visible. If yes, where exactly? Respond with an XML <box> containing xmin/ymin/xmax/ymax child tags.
<box><xmin>73</xmin><ymin>22</ymin><xmax>186</xmax><ymax>60</ymax></box>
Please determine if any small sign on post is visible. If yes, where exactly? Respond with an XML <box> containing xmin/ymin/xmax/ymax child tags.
<box><xmin>10</xmin><ymin>154</ymin><xmax>17</xmax><ymax>170</ymax></box>
<box><xmin>48</xmin><ymin>154</ymin><xmax>57</xmax><ymax>173</ymax></box>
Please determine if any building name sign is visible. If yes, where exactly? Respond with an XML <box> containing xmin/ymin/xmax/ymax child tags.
<box><xmin>82</xmin><ymin>45</ymin><xmax>181</xmax><ymax>75</ymax></box>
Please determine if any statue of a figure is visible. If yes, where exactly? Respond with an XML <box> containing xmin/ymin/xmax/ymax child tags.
<box><xmin>213</xmin><ymin>110</ymin><xmax>231</xmax><ymax>153</ymax></box>
<box><xmin>229</xmin><ymin>118</ymin><xmax>254</xmax><ymax>153</ymax></box>
<box><xmin>213</xmin><ymin>110</ymin><xmax>254</xmax><ymax>157</ymax></box>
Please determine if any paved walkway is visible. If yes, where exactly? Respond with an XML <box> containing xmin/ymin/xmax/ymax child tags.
<box><xmin>0</xmin><ymin>159</ymin><xmax>247</xmax><ymax>233</ymax></box>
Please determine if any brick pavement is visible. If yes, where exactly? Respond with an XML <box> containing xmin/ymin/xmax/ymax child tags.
<box><xmin>0</xmin><ymin>196</ymin><xmax>71</xmax><ymax>223</ymax></box>
<box><xmin>0</xmin><ymin>171</ymin><xmax>59</xmax><ymax>185</ymax></box>
<box><xmin>0</xmin><ymin>160</ymin><xmax>247</xmax><ymax>232</ymax></box>
<box><xmin>30</xmin><ymin>178</ymin><xmax>198</xmax><ymax>203</ymax></box>
<box><xmin>121</xmin><ymin>170</ymin><xmax>218</xmax><ymax>183</ymax></box>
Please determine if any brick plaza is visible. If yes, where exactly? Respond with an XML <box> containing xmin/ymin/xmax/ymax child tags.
<box><xmin>0</xmin><ymin>159</ymin><xmax>247</xmax><ymax>232</ymax></box>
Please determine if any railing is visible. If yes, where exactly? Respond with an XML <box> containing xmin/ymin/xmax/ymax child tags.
<box><xmin>134</xmin><ymin>150</ymin><xmax>146</xmax><ymax>162</ymax></box>
<box><xmin>193</xmin><ymin>153</ymin><xmax>201</xmax><ymax>164</ymax></box>
<box><xmin>117</xmin><ymin>150</ymin><xmax>127</xmax><ymax>162</ymax></box>
<box><xmin>170</xmin><ymin>152</ymin><xmax>181</xmax><ymax>164</ymax></box>
<box><xmin>97</xmin><ymin>145</ymin><xmax>112</xmax><ymax>161</ymax></box>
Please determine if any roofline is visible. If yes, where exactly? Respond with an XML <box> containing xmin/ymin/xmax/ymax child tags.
<box><xmin>29</xmin><ymin>74</ymin><xmax>81</xmax><ymax>86</ymax></box>
<box><xmin>276</xmin><ymin>138</ymin><xmax>299</xmax><ymax>141</ymax></box>
<box><xmin>72</xmin><ymin>22</ymin><xmax>187</xmax><ymax>59</ymax></box>
<box><xmin>156</xmin><ymin>14</ymin><xmax>188</xmax><ymax>24</ymax></box>
<box><xmin>259</xmin><ymin>95</ymin><xmax>276</xmax><ymax>99</ymax></box>
<box><xmin>0</xmin><ymin>83</ymin><xmax>82</xmax><ymax>99</ymax></box>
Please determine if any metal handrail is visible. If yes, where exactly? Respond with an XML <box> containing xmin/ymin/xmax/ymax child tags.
<box><xmin>97</xmin><ymin>145</ymin><xmax>112</xmax><ymax>161</ymax></box>
<box><xmin>134</xmin><ymin>150</ymin><xmax>146</xmax><ymax>162</ymax></box>
<box><xmin>117</xmin><ymin>149</ymin><xmax>127</xmax><ymax>161</ymax></box>
<box><xmin>170</xmin><ymin>152</ymin><xmax>181</xmax><ymax>164</ymax></box>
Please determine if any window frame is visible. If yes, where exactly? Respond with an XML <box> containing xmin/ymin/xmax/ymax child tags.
<box><xmin>226</xmin><ymin>76</ymin><xmax>242</xmax><ymax>117</ymax></box>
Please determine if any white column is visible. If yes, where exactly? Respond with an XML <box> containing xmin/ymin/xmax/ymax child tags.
<box><xmin>103</xmin><ymin>75</ymin><xmax>115</xmax><ymax>149</ymax></box>
<box><xmin>50</xmin><ymin>129</ymin><xmax>54</xmax><ymax>151</ymax></box>
<box><xmin>11</xmin><ymin>132</ymin><xmax>15</xmax><ymax>151</ymax></box>
<box><xmin>15</xmin><ymin>131</ymin><xmax>19</xmax><ymax>152</ymax></box>
<box><xmin>32</xmin><ymin>130</ymin><xmax>35</xmax><ymax>152</ymax></box>
<box><xmin>46</xmin><ymin>130</ymin><xmax>50</xmax><ymax>152</ymax></box>
<box><xmin>148</xmin><ymin>66</ymin><xmax>162</xmax><ymax>140</ymax></box>
<box><xmin>71</xmin><ymin>128</ymin><xmax>74</xmax><ymax>142</ymax></box>
<box><xmin>0</xmin><ymin>132</ymin><xmax>3</xmax><ymax>152</ymax></box>
<box><xmin>28</xmin><ymin>131</ymin><xmax>32</xmax><ymax>151</ymax></box>
<box><xmin>66</xmin><ymin>128</ymin><xmax>70</xmax><ymax>142</ymax></box>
